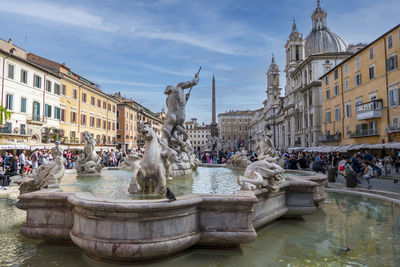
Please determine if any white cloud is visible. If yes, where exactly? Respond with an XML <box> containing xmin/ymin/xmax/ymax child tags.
<box><xmin>0</xmin><ymin>0</ymin><xmax>116</xmax><ymax>32</ymax></box>
<box><xmin>93</xmin><ymin>79</ymin><xmax>163</xmax><ymax>88</ymax></box>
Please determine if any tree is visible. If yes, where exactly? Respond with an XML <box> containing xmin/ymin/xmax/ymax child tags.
<box><xmin>0</xmin><ymin>105</ymin><xmax>12</xmax><ymax>125</ymax></box>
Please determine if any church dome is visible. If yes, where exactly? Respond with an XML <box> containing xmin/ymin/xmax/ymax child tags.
<box><xmin>305</xmin><ymin>1</ymin><xmax>347</xmax><ymax>57</ymax></box>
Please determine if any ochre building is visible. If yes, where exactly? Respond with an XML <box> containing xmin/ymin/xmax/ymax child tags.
<box><xmin>320</xmin><ymin>24</ymin><xmax>400</xmax><ymax>145</ymax></box>
<box><xmin>113</xmin><ymin>93</ymin><xmax>163</xmax><ymax>152</ymax></box>
<box><xmin>27</xmin><ymin>53</ymin><xmax>118</xmax><ymax>148</ymax></box>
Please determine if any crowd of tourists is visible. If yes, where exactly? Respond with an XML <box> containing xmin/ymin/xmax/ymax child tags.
<box><xmin>199</xmin><ymin>148</ymin><xmax>400</xmax><ymax>187</ymax></box>
<box><xmin>0</xmin><ymin>148</ymin><xmax>129</xmax><ymax>189</ymax></box>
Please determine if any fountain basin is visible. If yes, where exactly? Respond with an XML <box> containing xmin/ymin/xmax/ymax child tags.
<box><xmin>17</xmin><ymin>172</ymin><xmax>321</xmax><ymax>263</ymax></box>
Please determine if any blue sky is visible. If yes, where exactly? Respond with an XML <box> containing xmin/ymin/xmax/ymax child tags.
<box><xmin>0</xmin><ymin>0</ymin><xmax>399</xmax><ymax>123</ymax></box>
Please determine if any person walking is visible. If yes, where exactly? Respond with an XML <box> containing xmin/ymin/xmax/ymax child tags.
<box><xmin>19</xmin><ymin>150</ymin><xmax>26</xmax><ymax>175</ymax></box>
<box><xmin>31</xmin><ymin>149</ymin><xmax>39</xmax><ymax>169</ymax></box>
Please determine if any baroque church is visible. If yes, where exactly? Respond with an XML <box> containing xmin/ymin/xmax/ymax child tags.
<box><xmin>251</xmin><ymin>1</ymin><xmax>358</xmax><ymax>150</ymax></box>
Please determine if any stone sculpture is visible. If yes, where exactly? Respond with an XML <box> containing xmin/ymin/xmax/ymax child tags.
<box><xmin>227</xmin><ymin>148</ymin><xmax>251</xmax><ymax>168</ymax></box>
<box><xmin>255</xmin><ymin>124</ymin><xmax>277</xmax><ymax>159</ymax></box>
<box><xmin>237</xmin><ymin>125</ymin><xmax>284</xmax><ymax>192</ymax></box>
<box><xmin>128</xmin><ymin>123</ymin><xmax>168</xmax><ymax>194</ymax></box>
<box><xmin>19</xmin><ymin>142</ymin><xmax>66</xmax><ymax>194</ymax></box>
<box><xmin>203</xmin><ymin>134</ymin><xmax>221</xmax><ymax>153</ymax></box>
<box><xmin>75</xmin><ymin>131</ymin><xmax>103</xmax><ymax>175</ymax></box>
<box><xmin>161</xmin><ymin>70</ymin><xmax>200</xmax><ymax>178</ymax></box>
<box><xmin>237</xmin><ymin>156</ymin><xmax>284</xmax><ymax>192</ymax></box>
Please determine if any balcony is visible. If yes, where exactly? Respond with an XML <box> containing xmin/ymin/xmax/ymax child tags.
<box><xmin>350</xmin><ymin>128</ymin><xmax>379</xmax><ymax>138</ymax></box>
<box><xmin>356</xmin><ymin>99</ymin><xmax>383</xmax><ymax>120</ymax></box>
<box><xmin>27</xmin><ymin>114</ymin><xmax>46</xmax><ymax>124</ymax></box>
<box><xmin>387</xmin><ymin>124</ymin><xmax>400</xmax><ymax>133</ymax></box>
<box><xmin>319</xmin><ymin>133</ymin><xmax>341</xmax><ymax>142</ymax></box>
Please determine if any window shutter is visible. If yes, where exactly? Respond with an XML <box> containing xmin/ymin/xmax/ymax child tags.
<box><xmin>398</xmin><ymin>88</ymin><xmax>400</xmax><ymax>106</ymax></box>
<box><xmin>395</xmin><ymin>55</ymin><xmax>398</xmax><ymax>69</ymax></box>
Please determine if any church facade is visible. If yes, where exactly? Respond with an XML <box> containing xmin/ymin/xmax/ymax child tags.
<box><xmin>252</xmin><ymin>1</ymin><xmax>355</xmax><ymax>150</ymax></box>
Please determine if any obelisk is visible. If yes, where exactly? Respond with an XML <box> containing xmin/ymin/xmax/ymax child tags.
<box><xmin>210</xmin><ymin>74</ymin><xmax>218</xmax><ymax>136</ymax></box>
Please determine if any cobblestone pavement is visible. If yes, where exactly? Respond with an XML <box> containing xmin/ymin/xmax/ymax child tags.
<box><xmin>334</xmin><ymin>173</ymin><xmax>400</xmax><ymax>194</ymax></box>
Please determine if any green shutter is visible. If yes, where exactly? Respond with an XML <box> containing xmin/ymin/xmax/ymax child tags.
<box><xmin>21</xmin><ymin>98</ymin><xmax>26</xmax><ymax>113</ymax></box>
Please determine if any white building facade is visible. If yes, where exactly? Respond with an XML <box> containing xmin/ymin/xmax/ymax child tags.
<box><xmin>185</xmin><ymin>118</ymin><xmax>211</xmax><ymax>152</ymax></box>
<box><xmin>0</xmin><ymin>38</ymin><xmax>61</xmax><ymax>144</ymax></box>
<box><xmin>253</xmin><ymin>2</ymin><xmax>355</xmax><ymax>150</ymax></box>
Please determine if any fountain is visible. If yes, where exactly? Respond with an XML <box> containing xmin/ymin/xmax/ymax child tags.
<box><xmin>75</xmin><ymin>131</ymin><xmax>104</xmax><ymax>176</ymax></box>
<box><xmin>15</xmin><ymin>72</ymin><xmax>328</xmax><ymax>264</ymax></box>
<box><xmin>19</xmin><ymin>141</ymin><xmax>66</xmax><ymax>194</ymax></box>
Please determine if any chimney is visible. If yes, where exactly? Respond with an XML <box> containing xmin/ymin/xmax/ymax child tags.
<box><xmin>8</xmin><ymin>38</ymin><xmax>12</xmax><ymax>44</ymax></box>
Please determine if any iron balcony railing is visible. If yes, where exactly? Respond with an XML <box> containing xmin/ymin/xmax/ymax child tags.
<box><xmin>387</xmin><ymin>124</ymin><xmax>400</xmax><ymax>133</ymax></box>
<box><xmin>350</xmin><ymin>128</ymin><xmax>379</xmax><ymax>138</ymax></box>
<box><xmin>356</xmin><ymin>99</ymin><xmax>383</xmax><ymax>120</ymax></box>
<box><xmin>319</xmin><ymin>133</ymin><xmax>341</xmax><ymax>142</ymax></box>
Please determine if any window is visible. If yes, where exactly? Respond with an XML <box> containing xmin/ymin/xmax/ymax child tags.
<box><xmin>345</xmin><ymin>102</ymin><xmax>351</xmax><ymax>118</ymax></box>
<box><xmin>21</xmin><ymin>97</ymin><xmax>26</xmax><ymax>113</ymax></box>
<box><xmin>73</xmin><ymin>89</ymin><xmax>77</xmax><ymax>99</ymax></box>
<box><xmin>325</xmin><ymin>89</ymin><xmax>330</xmax><ymax>100</ymax></box>
<box><xmin>82</xmin><ymin>92</ymin><xmax>87</xmax><ymax>102</ymax></box>
<box><xmin>370</xmin><ymin>46</ymin><xmax>374</xmax><ymax>59</ymax></box>
<box><xmin>103</xmin><ymin>101</ymin><xmax>106</xmax><ymax>109</ymax></box>
<box><xmin>34</xmin><ymin>75</ymin><xmax>41</xmax><ymax>88</ymax></box>
<box><xmin>334</xmin><ymin>85</ymin><xmax>339</xmax><ymax>96</ymax></box>
<box><xmin>333</xmin><ymin>69</ymin><xmax>338</xmax><ymax>80</ymax></box>
<box><xmin>97</xmin><ymin>118</ymin><xmax>101</xmax><ymax>128</ymax></box>
<box><xmin>54</xmin><ymin>107</ymin><xmax>60</xmax><ymax>119</ymax></box>
<box><xmin>389</xmin><ymin>88</ymin><xmax>399</xmax><ymax>106</ymax></box>
<box><xmin>62</xmin><ymin>84</ymin><xmax>66</xmax><ymax>95</ymax></box>
<box><xmin>45</xmin><ymin>104</ymin><xmax>52</xmax><ymax>117</ymax></box>
<box><xmin>356</xmin><ymin>97</ymin><xmax>363</xmax><ymax>107</ymax></box>
<box><xmin>326</xmin><ymin>110</ymin><xmax>331</xmax><ymax>123</ymax></box>
<box><xmin>97</xmin><ymin>99</ymin><xmax>101</xmax><ymax>107</ymax></box>
<box><xmin>6</xmin><ymin>94</ymin><xmax>13</xmax><ymax>110</ymax></box>
<box><xmin>388</xmin><ymin>34</ymin><xmax>393</xmax><ymax>49</ymax></box>
<box><xmin>54</xmin><ymin>84</ymin><xmax>60</xmax><ymax>95</ymax></box>
<box><xmin>344</xmin><ymin>63</ymin><xmax>348</xmax><ymax>74</ymax></box>
<box><xmin>46</xmin><ymin>80</ymin><xmax>52</xmax><ymax>92</ymax></box>
<box><xmin>113</xmin><ymin>105</ymin><xmax>116</xmax><ymax>113</ymax></box>
<box><xmin>91</xmin><ymin>96</ymin><xmax>95</xmax><ymax>105</ymax></box>
<box><xmin>323</xmin><ymin>76</ymin><xmax>328</xmax><ymax>86</ymax></box>
<box><xmin>356</xmin><ymin>56</ymin><xmax>360</xmax><ymax>68</ymax></box>
<box><xmin>345</xmin><ymin>78</ymin><xmax>349</xmax><ymax>90</ymax></box>
<box><xmin>108</xmin><ymin>103</ymin><xmax>111</xmax><ymax>111</ymax></box>
<box><xmin>81</xmin><ymin>114</ymin><xmax>86</xmax><ymax>125</ymax></box>
<box><xmin>103</xmin><ymin>120</ymin><xmax>106</xmax><ymax>129</ymax></box>
<box><xmin>393</xmin><ymin>117</ymin><xmax>399</xmax><ymax>129</ymax></box>
<box><xmin>7</xmin><ymin>64</ymin><xmax>14</xmax><ymax>79</ymax></box>
<box><xmin>90</xmin><ymin>116</ymin><xmax>95</xmax><ymax>127</ymax></box>
<box><xmin>369</xmin><ymin>65</ymin><xmax>375</xmax><ymax>79</ymax></box>
<box><xmin>71</xmin><ymin>111</ymin><xmax>77</xmax><ymax>123</ymax></box>
<box><xmin>20</xmin><ymin>69</ymin><xmax>27</xmax><ymax>83</ymax></box>
<box><xmin>116</xmin><ymin>111</ymin><xmax>120</xmax><ymax>117</ymax></box>
<box><xmin>387</xmin><ymin>55</ymin><xmax>398</xmax><ymax>72</ymax></box>
<box><xmin>334</xmin><ymin>107</ymin><xmax>340</xmax><ymax>121</ymax></box>
<box><xmin>20</xmin><ymin>124</ymin><xmax>26</xmax><ymax>135</ymax></box>
<box><xmin>355</xmin><ymin>73</ymin><xmax>362</xmax><ymax>86</ymax></box>
<box><xmin>60</xmin><ymin>109</ymin><xmax>65</xmax><ymax>121</ymax></box>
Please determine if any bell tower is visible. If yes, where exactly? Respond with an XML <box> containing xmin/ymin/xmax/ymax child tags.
<box><xmin>284</xmin><ymin>18</ymin><xmax>305</xmax><ymax>96</ymax></box>
<box><xmin>266</xmin><ymin>54</ymin><xmax>281</xmax><ymax>106</ymax></box>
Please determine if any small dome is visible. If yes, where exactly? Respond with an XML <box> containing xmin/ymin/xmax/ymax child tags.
<box><xmin>305</xmin><ymin>29</ymin><xmax>347</xmax><ymax>57</ymax></box>
<box><xmin>305</xmin><ymin>1</ymin><xmax>347</xmax><ymax>57</ymax></box>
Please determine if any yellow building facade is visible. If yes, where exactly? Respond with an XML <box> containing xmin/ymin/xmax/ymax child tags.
<box><xmin>113</xmin><ymin>93</ymin><xmax>163</xmax><ymax>152</ymax></box>
<box><xmin>27</xmin><ymin>54</ymin><xmax>118</xmax><ymax>148</ymax></box>
<box><xmin>320</xmin><ymin>24</ymin><xmax>400</xmax><ymax>145</ymax></box>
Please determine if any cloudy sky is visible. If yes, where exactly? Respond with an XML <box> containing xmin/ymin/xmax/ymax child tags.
<box><xmin>0</xmin><ymin>0</ymin><xmax>398</xmax><ymax>123</ymax></box>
